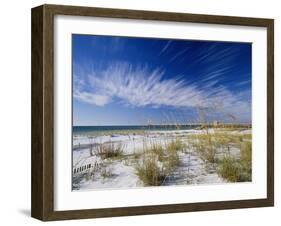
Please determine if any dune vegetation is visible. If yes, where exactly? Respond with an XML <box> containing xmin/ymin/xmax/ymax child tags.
<box><xmin>72</xmin><ymin>124</ymin><xmax>252</xmax><ymax>190</ymax></box>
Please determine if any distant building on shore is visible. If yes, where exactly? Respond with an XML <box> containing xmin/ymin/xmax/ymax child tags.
<box><xmin>213</xmin><ymin>120</ymin><xmax>219</xmax><ymax>127</ymax></box>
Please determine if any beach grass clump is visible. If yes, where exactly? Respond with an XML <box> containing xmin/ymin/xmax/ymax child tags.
<box><xmin>189</xmin><ymin>133</ymin><xmax>216</xmax><ymax>163</ymax></box>
<box><xmin>188</xmin><ymin>130</ymin><xmax>252</xmax><ymax>181</ymax></box>
<box><xmin>150</xmin><ymin>138</ymin><xmax>183</xmax><ymax>172</ymax></box>
<box><xmin>162</xmin><ymin>138</ymin><xmax>183</xmax><ymax>171</ymax></box>
<box><xmin>205</xmin><ymin>146</ymin><xmax>216</xmax><ymax>163</ymax></box>
<box><xmin>150</xmin><ymin>142</ymin><xmax>165</xmax><ymax>161</ymax></box>
<box><xmin>212</xmin><ymin>133</ymin><xmax>232</xmax><ymax>146</ymax></box>
<box><xmin>166</xmin><ymin>138</ymin><xmax>185</xmax><ymax>152</ymax></box>
<box><xmin>217</xmin><ymin>156</ymin><xmax>241</xmax><ymax>182</ymax></box>
<box><xmin>95</xmin><ymin>142</ymin><xmax>124</xmax><ymax>159</ymax></box>
<box><xmin>163</xmin><ymin>151</ymin><xmax>180</xmax><ymax>173</ymax></box>
<box><xmin>217</xmin><ymin>141</ymin><xmax>252</xmax><ymax>182</ymax></box>
<box><xmin>239</xmin><ymin>141</ymin><xmax>252</xmax><ymax>181</ymax></box>
<box><xmin>188</xmin><ymin>130</ymin><xmax>252</xmax><ymax>164</ymax></box>
<box><xmin>135</xmin><ymin>153</ymin><xmax>165</xmax><ymax>186</ymax></box>
<box><xmin>101</xmin><ymin>166</ymin><xmax>113</xmax><ymax>179</ymax></box>
<box><xmin>242</xmin><ymin>133</ymin><xmax>252</xmax><ymax>140</ymax></box>
<box><xmin>240</xmin><ymin>141</ymin><xmax>251</xmax><ymax>162</ymax></box>
<box><xmin>85</xmin><ymin>168</ymin><xmax>96</xmax><ymax>181</ymax></box>
<box><xmin>212</xmin><ymin>132</ymin><xmax>252</xmax><ymax>147</ymax></box>
<box><xmin>135</xmin><ymin>138</ymin><xmax>185</xmax><ymax>186</ymax></box>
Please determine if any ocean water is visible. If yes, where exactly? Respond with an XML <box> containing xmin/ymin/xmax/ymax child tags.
<box><xmin>73</xmin><ymin>125</ymin><xmax>199</xmax><ymax>135</ymax></box>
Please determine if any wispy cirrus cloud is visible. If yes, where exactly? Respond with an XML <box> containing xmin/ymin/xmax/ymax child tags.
<box><xmin>236</xmin><ymin>79</ymin><xmax>251</xmax><ymax>86</ymax></box>
<box><xmin>168</xmin><ymin>47</ymin><xmax>191</xmax><ymax>63</ymax></box>
<box><xmin>158</xmin><ymin>40</ymin><xmax>173</xmax><ymax>56</ymax></box>
<box><xmin>74</xmin><ymin>62</ymin><xmax>251</xmax><ymax>121</ymax></box>
<box><xmin>74</xmin><ymin>91</ymin><xmax>110</xmax><ymax>106</ymax></box>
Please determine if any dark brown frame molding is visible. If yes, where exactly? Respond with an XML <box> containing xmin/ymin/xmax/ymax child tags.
<box><xmin>31</xmin><ymin>4</ymin><xmax>274</xmax><ymax>221</ymax></box>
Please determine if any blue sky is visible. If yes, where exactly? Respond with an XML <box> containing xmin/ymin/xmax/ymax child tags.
<box><xmin>72</xmin><ymin>34</ymin><xmax>252</xmax><ymax>126</ymax></box>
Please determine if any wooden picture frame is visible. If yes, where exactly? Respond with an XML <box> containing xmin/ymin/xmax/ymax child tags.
<box><xmin>31</xmin><ymin>4</ymin><xmax>274</xmax><ymax>221</ymax></box>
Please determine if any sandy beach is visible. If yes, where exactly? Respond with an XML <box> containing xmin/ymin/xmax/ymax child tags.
<box><xmin>72</xmin><ymin>127</ymin><xmax>252</xmax><ymax>191</ymax></box>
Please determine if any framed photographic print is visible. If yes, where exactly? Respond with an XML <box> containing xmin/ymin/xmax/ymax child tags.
<box><xmin>31</xmin><ymin>4</ymin><xmax>274</xmax><ymax>221</ymax></box>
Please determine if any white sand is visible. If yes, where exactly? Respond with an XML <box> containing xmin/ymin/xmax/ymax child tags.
<box><xmin>72</xmin><ymin>128</ymin><xmax>250</xmax><ymax>190</ymax></box>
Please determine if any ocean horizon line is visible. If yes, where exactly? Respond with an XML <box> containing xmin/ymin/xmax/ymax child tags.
<box><xmin>73</xmin><ymin>123</ymin><xmax>252</xmax><ymax>127</ymax></box>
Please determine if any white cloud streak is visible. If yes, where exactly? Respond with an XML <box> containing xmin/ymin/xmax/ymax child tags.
<box><xmin>168</xmin><ymin>47</ymin><xmax>191</xmax><ymax>63</ymax></box>
<box><xmin>158</xmin><ymin>40</ymin><xmax>172</xmax><ymax>56</ymax></box>
<box><xmin>74</xmin><ymin>62</ymin><xmax>251</xmax><ymax>121</ymax></box>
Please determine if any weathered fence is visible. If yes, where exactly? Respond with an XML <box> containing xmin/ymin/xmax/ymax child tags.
<box><xmin>73</xmin><ymin>164</ymin><xmax>92</xmax><ymax>174</ymax></box>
